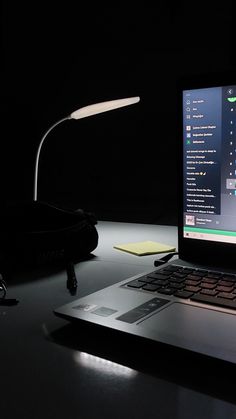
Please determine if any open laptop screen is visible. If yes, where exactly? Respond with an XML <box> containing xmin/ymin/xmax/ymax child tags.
<box><xmin>182</xmin><ymin>83</ymin><xmax>236</xmax><ymax>245</ymax></box>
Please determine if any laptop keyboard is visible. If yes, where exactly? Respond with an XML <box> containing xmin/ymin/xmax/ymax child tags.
<box><xmin>124</xmin><ymin>264</ymin><xmax>236</xmax><ymax>311</ymax></box>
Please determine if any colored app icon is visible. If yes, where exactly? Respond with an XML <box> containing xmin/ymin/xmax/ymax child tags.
<box><xmin>227</xmin><ymin>97</ymin><xmax>236</xmax><ymax>102</ymax></box>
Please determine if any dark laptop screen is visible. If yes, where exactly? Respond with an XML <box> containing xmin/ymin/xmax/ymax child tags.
<box><xmin>182</xmin><ymin>84</ymin><xmax>236</xmax><ymax>244</ymax></box>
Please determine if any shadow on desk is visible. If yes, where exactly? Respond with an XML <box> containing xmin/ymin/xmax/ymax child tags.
<box><xmin>4</xmin><ymin>253</ymin><xmax>97</xmax><ymax>285</ymax></box>
<box><xmin>49</xmin><ymin>320</ymin><xmax>236</xmax><ymax>405</ymax></box>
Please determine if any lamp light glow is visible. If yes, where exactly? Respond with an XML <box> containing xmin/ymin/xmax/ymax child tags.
<box><xmin>33</xmin><ymin>96</ymin><xmax>140</xmax><ymax>201</ymax></box>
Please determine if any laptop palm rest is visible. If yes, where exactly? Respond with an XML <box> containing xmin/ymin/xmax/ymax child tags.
<box><xmin>138</xmin><ymin>302</ymin><xmax>236</xmax><ymax>363</ymax></box>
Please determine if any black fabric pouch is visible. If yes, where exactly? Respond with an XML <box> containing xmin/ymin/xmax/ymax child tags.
<box><xmin>0</xmin><ymin>201</ymin><xmax>99</xmax><ymax>268</ymax></box>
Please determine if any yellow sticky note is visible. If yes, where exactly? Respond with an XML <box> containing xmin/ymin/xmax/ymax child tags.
<box><xmin>113</xmin><ymin>240</ymin><xmax>176</xmax><ymax>256</ymax></box>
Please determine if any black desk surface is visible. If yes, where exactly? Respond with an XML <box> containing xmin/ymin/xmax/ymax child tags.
<box><xmin>1</xmin><ymin>221</ymin><xmax>236</xmax><ymax>419</ymax></box>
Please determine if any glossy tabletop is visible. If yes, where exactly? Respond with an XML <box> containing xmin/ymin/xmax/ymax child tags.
<box><xmin>1</xmin><ymin>221</ymin><xmax>236</xmax><ymax>419</ymax></box>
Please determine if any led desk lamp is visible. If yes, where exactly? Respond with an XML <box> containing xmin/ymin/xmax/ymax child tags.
<box><xmin>0</xmin><ymin>96</ymin><xmax>140</xmax><ymax>268</ymax></box>
<box><xmin>34</xmin><ymin>96</ymin><xmax>140</xmax><ymax>201</ymax></box>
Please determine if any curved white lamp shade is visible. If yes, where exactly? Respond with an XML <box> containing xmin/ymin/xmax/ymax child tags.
<box><xmin>70</xmin><ymin>97</ymin><xmax>140</xmax><ymax>120</ymax></box>
<box><xmin>34</xmin><ymin>96</ymin><xmax>140</xmax><ymax>201</ymax></box>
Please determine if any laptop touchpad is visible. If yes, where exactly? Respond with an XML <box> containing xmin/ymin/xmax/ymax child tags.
<box><xmin>138</xmin><ymin>302</ymin><xmax>236</xmax><ymax>361</ymax></box>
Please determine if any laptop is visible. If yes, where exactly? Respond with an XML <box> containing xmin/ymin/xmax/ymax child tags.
<box><xmin>54</xmin><ymin>71</ymin><xmax>236</xmax><ymax>365</ymax></box>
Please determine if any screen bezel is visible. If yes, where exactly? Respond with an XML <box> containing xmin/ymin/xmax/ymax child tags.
<box><xmin>177</xmin><ymin>70</ymin><xmax>236</xmax><ymax>267</ymax></box>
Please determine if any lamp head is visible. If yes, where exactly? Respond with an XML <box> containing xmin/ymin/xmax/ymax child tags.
<box><xmin>69</xmin><ymin>96</ymin><xmax>140</xmax><ymax>120</ymax></box>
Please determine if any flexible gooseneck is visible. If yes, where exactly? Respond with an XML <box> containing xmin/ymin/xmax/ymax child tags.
<box><xmin>33</xmin><ymin>117</ymin><xmax>70</xmax><ymax>201</ymax></box>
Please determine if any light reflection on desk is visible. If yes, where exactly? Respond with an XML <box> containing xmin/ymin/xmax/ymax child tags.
<box><xmin>74</xmin><ymin>351</ymin><xmax>138</xmax><ymax>378</ymax></box>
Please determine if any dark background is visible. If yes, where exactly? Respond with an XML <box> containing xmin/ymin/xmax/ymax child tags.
<box><xmin>2</xmin><ymin>3</ymin><xmax>235</xmax><ymax>225</ymax></box>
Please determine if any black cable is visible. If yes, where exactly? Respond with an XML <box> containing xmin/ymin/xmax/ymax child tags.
<box><xmin>0</xmin><ymin>274</ymin><xmax>7</xmax><ymax>299</ymax></box>
<box><xmin>154</xmin><ymin>252</ymin><xmax>179</xmax><ymax>267</ymax></box>
<box><xmin>0</xmin><ymin>273</ymin><xmax>19</xmax><ymax>306</ymax></box>
<box><xmin>0</xmin><ymin>298</ymin><xmax>19</xmax><ymax>306</ymax></box>
<box><xmin>66</xmin><ymin>260</ymin><xmax>78</xmax><ymax>296</ymax></box>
